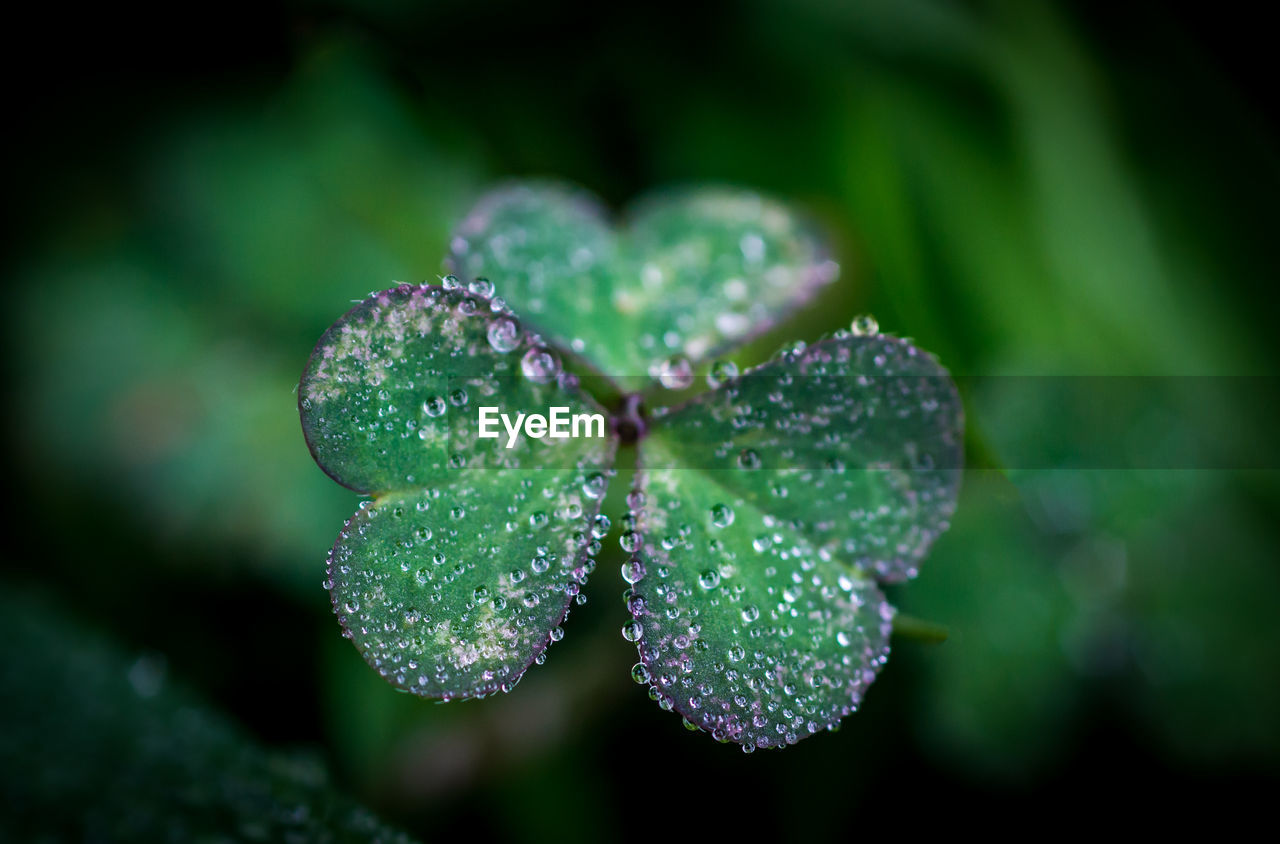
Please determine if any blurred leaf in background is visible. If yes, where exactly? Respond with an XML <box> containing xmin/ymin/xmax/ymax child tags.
<box><xmin>0</xmin><ymin>585</ymin><xmax>414</xmax><ymax>842</ymax></box>
<box><xmin>11</xmin><ymin>43</ymin><xmax>480</xmax><ymax>595</ymax></box>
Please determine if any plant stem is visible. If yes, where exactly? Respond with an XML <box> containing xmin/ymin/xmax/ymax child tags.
<box><xmin>891</xmin><ymin>613</ymin><xmax>950</xmax><ymax>644</ymax></box>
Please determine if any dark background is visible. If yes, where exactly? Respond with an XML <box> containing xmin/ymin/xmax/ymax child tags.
<box><xmin>3</xmin><ymin>0</ymin><xmax>1278</xmax><ymax>839</ymax></box>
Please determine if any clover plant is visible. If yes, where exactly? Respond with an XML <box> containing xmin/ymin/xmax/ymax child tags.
<box><xmin>299</xmin><ymin>183</ymin><xmax>963</xmax><ymax>751</ymax></box>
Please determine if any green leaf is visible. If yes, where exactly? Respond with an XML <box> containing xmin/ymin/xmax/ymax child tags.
<box><xmin>626</xmin><ymin>332</ymin><xmax>963</xmax><ymax>748</ymax></box>
<box><xmin>0</xmin><ymin>586</ymin><xmax>416</xmax><ymax>842</ymax></box>
<box><xmin>300</xmin><ymin>284</ymin><xmax>616</xmax><ymax>698</ymax></box>
<box><xmin>447</xmin><ymin>183</ymin><xmax>838</xmax><ymax>382</ymax></box>
<box><xmin>327</xmin><ymin>473</ymin><xmax>607</xmax><ymax>699</ymax></box>
<box><xmin>624</xmin><ymin>463</ymin><xmax>893</xmax><ymax>751</ymax></box>
<box><xmin>300</xmin><ymin>283</ymin><xmax>608</xmax><ymax>492</ymax></box>
<box><xmin>643</xmin><ymin>332</ymin><xmax>963</xmax><ymax>581</ymax></box>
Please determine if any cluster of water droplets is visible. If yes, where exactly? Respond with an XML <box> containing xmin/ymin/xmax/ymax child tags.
<box><xmin>642</xmin><ymin>319</ymin><xmax>963</xmax><ymax>584</ymax></box>
<box><xmin>302</xmin><ymin>190</ymin><xmax>964</xmax><ymax>746</ymax></box>
<box><xmin>443</xmin><ymin>182</ymin><xmax>841</xmax><ymax>387</ymax></box>
<box><xmin>604</xmin><ymin>315</ymin><xmax>962</xmax><ymax>749</ymax></box>
<box><xmin>619</xmin><ymin>472</ymin><xmax>894</xmax><ymax>751</ymax></box>
<box><xmin>328</xmin><ymin>463</ymin><xmax>615</xmax><ymax>699</ymax></box>
<box><xmin>300</xmin><ymin>278</ymin><xmax>595</xmax><ymax>486</ymax></box>
<box><xmin>302</xmin><ymin>277</ymin><xmax>620</xmax><ymax>699</ymax></box>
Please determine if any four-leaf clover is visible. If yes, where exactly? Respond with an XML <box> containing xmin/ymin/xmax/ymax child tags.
<box><xmin>299</xmin><ymin>183</ymin><xmax>963</xmax><ymax>751</ymax></box>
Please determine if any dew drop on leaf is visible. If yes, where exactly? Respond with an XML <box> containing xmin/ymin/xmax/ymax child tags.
<box><xmin>621</xmin><ymin>557</ymin><xmax>646</xmax><ymax>584</ymax></box>
<box><xmin>622</xmin><ymin>331</ymin><xmax>962</xmax><ymax>748</ymax></box>
<box><xmin>707</xmin><ymin>359</ymin><xmax>739</xmax><ymax>388</ymax></box>
<box><xmin>521</xmin><ymin>347</ymin><xmax>560</xmax><ymax>383</ymax></box>
<box><xmin>657</xmin><ymin>356</ymin><xmax>694</xmax><ymax>390</ymax></box>
<box><xmin>487</xmin><ymin>317</ymin><xmax>521</xmax><ymax>353</ymax></box>
<box><xmin>581</xmin><ymin>471</ymin><xmax>607</xmax><ymax>500</ymax></box>
<box><xmin>468</xmin><ymin>277</ymin><xmax>495</xmax><ymax>298</ymax></box>
<box><xmin>620</xmin><ymin>530</ymin><xmax>642</xmax><ymax>553</ymax></box>
<box><xmin>850</xmin><ymin>314</ymin><xmax>879</xmax><ymax>336</ymax></box>
<box><xmin>299</xmin><ymin>284</ymin><xmax>617</xmax><ymax>700</ymax></box>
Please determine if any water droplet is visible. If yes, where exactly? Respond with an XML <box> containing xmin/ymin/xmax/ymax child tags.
<box><xmin>581</xmin><ymin>472</ymin><xmax>607</xmax><ymax>500</ymax></box>
<box><xmin>521</xmin><ymin>347</ymin><xmax>560</xmax><ymax>383</ymax></box>
<box><xmin>468</xmin><ymin>277</ymin><xmax>495</xmax><ymax>298</ymax></box>
<box><xmin>737</xmin><ymin>449</ymin><xmax>762</xmax><ymax>470</ymax></box>
<box><xmin>850</xmin><ymin>314</ymin><xmax>879</xmax><ymax>336</ymax></box>
<box><xmin>698</xmin><ymin>569</ymin><xmax>721</xmax><ymax>589</ymax></box>
<box><xmin>487</xmin><ymin>317</ymin><xmax>521</xmax><ymax>353</ymax></box>
<box><xmin>621</xmin><ymin>557</ymin><xmax>646</xmax><ymax>584</ymax></box>
<box><xmin>621</xmin><ymin>620</ymin><xmax>643</xmax><ymax>642</ymax></box>
<box><xmin>620</xmin><ymin>531</ymin><xmax>642</xmax><ymax>553</ymax></box>
<box><xmin>657</xmin><ymin>356</ymin><xmax>693</xmax><ymax>390</ymax></box>
<box><xmin>710</xmin><ymin>503</ymin><xmax>735</xmax><ymax>528</ymax></box>
<box><xmin>631</xmin><ymin>662</ymin><xmax>651</xmax><ymax>684</ymax></box>
<box><xmin>706</xmin><ymin>359</ymin><xmax>739</xmax><ymax>389</ymax></box>
<box><xmin>422</xmin><ymin>396</ymin><xmax>446</xmax><ymax>417</ymax></box>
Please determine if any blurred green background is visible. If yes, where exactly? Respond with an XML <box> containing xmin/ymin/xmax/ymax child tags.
<box><xmin>4</xmin><ymin>0</ymin><xmax>1278</xmax><ymax>838</ymax></box>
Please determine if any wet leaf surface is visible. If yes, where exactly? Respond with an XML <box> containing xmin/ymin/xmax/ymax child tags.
<box><xmin>301</xmin><ymin>284</ymin><xmax>616</xmax><ymax>698</ymax></box>
<box><xmin>626</xmin><ymin>331</ymin><xmax>963</xmax><ymax>748</ymax></box>
<box><xmin>447</xmin><ymin>183</ymin><xmax>838</xmax><ymax>383</ymax></box>
<box><xmin>0</xmin><ymin>587</ymin><xmax>416</xmax><ymax>842</ymax></box>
